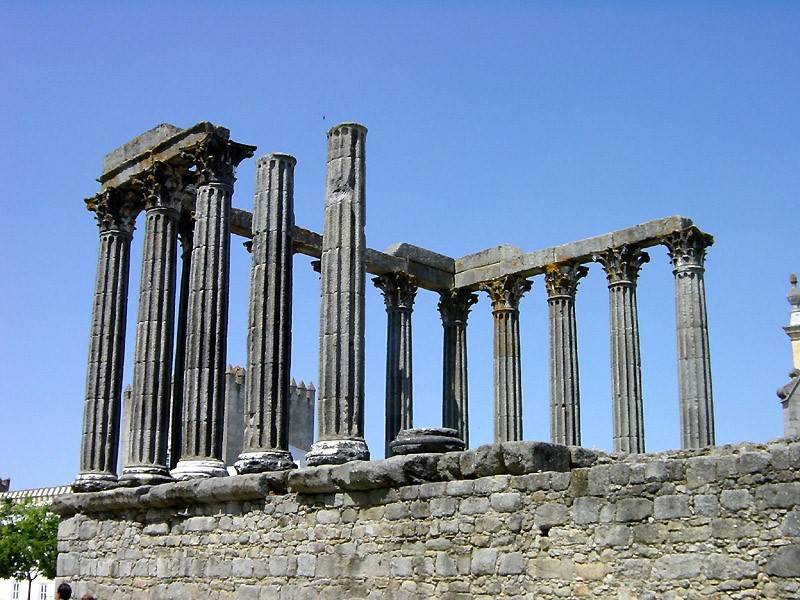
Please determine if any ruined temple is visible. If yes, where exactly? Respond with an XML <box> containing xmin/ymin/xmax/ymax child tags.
<box><xmin>55</xmin><ymin>122</ymin><xmax>800</xmax><ymax>598</ymax></box>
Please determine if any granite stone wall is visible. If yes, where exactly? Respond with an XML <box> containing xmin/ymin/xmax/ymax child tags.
<box><xmin>55</xmin><ymin>439</ymin><xmax>800</xmax><ymax>599</ymax></box>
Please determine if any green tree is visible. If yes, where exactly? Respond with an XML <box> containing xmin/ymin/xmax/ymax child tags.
<box><xmin>0</xmin><ymin>499</ymin><xmax>59</xmax><ymax>600</ymax></box>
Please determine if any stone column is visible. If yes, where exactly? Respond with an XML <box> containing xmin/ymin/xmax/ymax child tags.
<box><xmin>545</xmin><ymin>262</ymin><xmax>588</xmax><ymax>446</ymax></box>
<box><xmin>169</xmin><ymin>216</ymin><xmax>193</xmax><ymax>470</ymax></box>
<box><xmin>119</xmin><ymin>163</ymin><xmax>183</xmax><ymax>486</ymax></box>
<box><xmin>480</xmin><ymin>276</ymin><xmax>532</xmax><ymax>443</ymax></box>
<box><xmin>593</xmin><ymin>246</ymin><xmax>649</xmax><ymax>453</ymax></box>
<box><xmin>663</xmin><ymin>227</ymin><xmax>715</xmax><ymax>448</ymax></box>
<box><xmin>306</xmin><ymin>123</ymin><xmax>370</xmax><ymax>466</ymax></box>
<box><xmin>438</xmin><ymin>289</ymin><xmax>478</xmax><ymax>447</ymax></box>
<box><xmin>172</xmin><ymin>135</ymin><xmax>254</xmax><ymax>480</ymax></box>
<box><xmin>74</xmin><ymin>188</ymin><xmax>139</xmax><ymax>492</ymax></box>
<box><xmin>374</xmin><ymin>272</ymin><xmax>417</xmax><ymax>457</ymax></box>
<box><xmin>235</xmin><ymin>153</ymin><xmax>297</xmax><ymax>473</ymax></box>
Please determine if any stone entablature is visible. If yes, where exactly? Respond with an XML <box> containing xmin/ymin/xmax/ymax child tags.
<box><xmin>55</xmin><ymin>440</ymin><xmax>800</xmax><ymax>599</ymax></box>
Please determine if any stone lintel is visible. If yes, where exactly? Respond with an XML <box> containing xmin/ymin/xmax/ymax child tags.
<box><xmin>99</xmin><ymin>122</ymin><xmax>237</xmax><ymax>190</ymax></box>
<box><xmin>230</xmin><ymin>209</ymin><xmax>456</xmax><ymax>291</ymax></box>
<box><xmin>455</xmin><ymin>216</ymin><xmax>696</xmax><ymax>288</ymax></box>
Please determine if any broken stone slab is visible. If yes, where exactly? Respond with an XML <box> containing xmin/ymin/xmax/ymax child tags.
<box><xmin>287</xmin><ymin>465</ymin><xmax>338</xmax><ymax>494</ymax></box>
<box><xmin>329</xmin><ymin>459</ymin><xmax>408</xmax><ymax>491</ymax></box>
<box><xmin>102</xmin><ymin>123</ymin><xmax>182</xmax><ymax>174</ymax></box>
<box><xmin>502</xmin><ymin>441</ymin><xmax>571</xmax><ymax>476</ymax></box>
<box><xmin>51</xmin><ymin>473</ymin><xmax>287</xmax><ymax>516</ymax></box>
<box><xmin>384</xmin><ymin>243</ymin><xmax>456</xmax><ymax>274</ymax></box>
<box><xmin>460</xmin><ymin>444</ymin><xmax>506</xmax><ymax>478</ymax></box>
<box><xmin>390</xmin><ymin>428</ymin><xmax>466</xmax><ymax>455</ymax></box>
<box><xmin>569</xmin><ymin>446</ymin><xmax>608</xmax><ymax>469</ymax></box>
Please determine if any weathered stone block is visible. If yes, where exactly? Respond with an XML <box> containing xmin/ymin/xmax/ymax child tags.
<box><xmin>720</xmin><ymin>489</ymin><xmax>753</xmax><ymax>511</ymax></box>
<box><xmin>460</xmin><ymin>445</ymin><xmax>505</xmax><ymax>478</ymax></box>
<box><xmin>460</xmin><ymin>497</ymin><xmax>490</xmax><ymax>515</ymax></box>
<box><xmin>595</xmin><ymin>524</ymin><xmax>632</xmax><ymax>547</ymax></box>
<box><xmin>782</xmin><ymin>509</ymin><xmax>800</xmax><ymax>536</ymax></box>
<box><xmin>535</xmin><ymin>503</ymin><xmax>569</xmax><ymax>527</ymax></box>
<box><xmin>702</xmin><ymin>554</ymin><xmax>757</xmax><ymax>580</ymax></box>
<box><xmin>490</xmin><ymin>492</ymin><xmax>521</xmax><ymax>512</ymax></box>
<box><xmin>498</xmin><ymin>552</ymin><xmax>525</xmax><ymax>575</ymax></box>
<box><xmin>654</xmin><ymin>554</ymin><xmax>702</xmax><ymax>579</ymax></box>
<box><xmin>766</xmin><ymin>544</ymin><xmax>800</xmax><ymax>577</ymax></box>
<box><xmin>615</xmin><ymin>498</ymin><xmax>653</xmax><ymax>522</ymax></box>
<box><xmin>756</xmin><ymin>483</ymin><xmax>800</xmax><ymax>508</ymax></box>
<box><xmin>654</xmin><ymin>495</ymin><xmax>690</xmax><ymax>519</ymax></box>
<box><xmin>693</xmin><ymin>494</ymin><xmax>720</xmax><ymax>516</ymax></box>
<box><xmin>501</xmin><ymin>441</ymin><xmax>570</xmax><ymax>476</ymax></box>
<box><xmin>573</xmin><ymin>497</ymin><xmax>605</xmax><ymax>524</ymax></box>
<box><xmin>470</xmin><ymin>548</ymin><xmax>498</xmax><ymax>575</ymax></box>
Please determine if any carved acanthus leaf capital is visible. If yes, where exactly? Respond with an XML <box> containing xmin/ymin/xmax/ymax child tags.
<box><xmin>480</xmin><ymin>276</ymin><xmax>532</xmax><ymax>312</ymax></box>
<box><xmin>593</xmin><ymin>245</ymin><xmax>649</xmax><ymax>285</ymax></box>
<box><xmin>373</xmin><ymin>272</ymin><xmax>418</xmax><ymax>311</ymax></box>
<box><xmin>85</xmin><ymin>187</ymin><xmax>140</xmax><ymax>235</ymax></box>
<box><xmin>131</xmin><ymin>161</ymin><xmax>185</xmax><ymax>214</ymax></box>
<box><xmin>662</xmin><ymin>227</ymin><xmax>714</xmax><ymax>273</ymax></box>
<box><xmin>181</xmin><ymin>134</ymin><xmax>256</xmax><ymax>187</ymax></box>
<box><xmin>544</xmin><ymin>263</ymin><xmax>589</xmax><ymax>299</ymax></box>
<box><xmin>438</xmin><ymin>289</ymin><xmax>479</xmax><ymax>326</ymax></box>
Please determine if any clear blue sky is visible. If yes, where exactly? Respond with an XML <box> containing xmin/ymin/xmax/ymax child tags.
<box><xmin>1</xmin><ymin>2</ymin><xmax>798</xmax><ymax>489</ymax></box>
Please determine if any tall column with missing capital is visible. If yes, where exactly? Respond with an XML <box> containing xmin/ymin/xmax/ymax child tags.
<box><xmin>481</xmin><ymin>276</ymin><xmax>532</xmax><ymax>443</ymax></box>
<box><xmin>172</xmin><ymin>135</ymin><xmax>254</xmax><ymax>480</ymax></box>
<box><xmin>545</xmin><ymin>263</ymin><xmax>588</xmax><ymax>446</ymax></box>
<box><xmin>438</xmin><ymin>289</ymin><xmax>478</xmax><ymax>447</ymax></box>
<box><xmin>663</xmin><ymin>227</ymin><xmax>715</xmax><ymax>448</ymax></box>
<box><xmin>374</xmin><ymin>272</ymin><xmax>417</xmax><ymax>457</ymax></box>
<box><xmin>119</xmin><ymin>163</ymin><xmax>183</xmax><ymax>486</ymax></box>
<box><xmin>306</xmin><ymin>123</ymin><xmax>371</xmax><ymax>466</ymax></box>
<box><xmin>74</xmin><ymin>189</ymin><xmax>138</xmax><ymax>492</ymax></box>
<box><xmin>235</xmin><ymin>153</ymin><xmax>297</xmax><ymax>473</ymax></box>
<box><xmin>594</xmin><ymin>246</ymin><xmax>649</xmax><ymax>453</ymax></box>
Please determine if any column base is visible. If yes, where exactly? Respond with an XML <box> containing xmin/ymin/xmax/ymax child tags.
<box><xmin>234</xmin><ymin>450</ymin><xmax>297</xmax><ymax>474</ymax></box>
<box><xmin>72</xmin><ymin>471</ymin><xmax>118</xmax><ymax>493</ymax></box>
<box><xmin>118</xmin><ymin>465</ymin><xmax>174</xmax><ymax>487</ymax></box>
<box><xmin>305</xmin><ymin>439</ymin><xmax>370</xmax><ymax>466</ymax></box>
<box><xmin>170</xmin><ymin>458</ymin><xmax>228</xmax><ymax>481</ymax></box>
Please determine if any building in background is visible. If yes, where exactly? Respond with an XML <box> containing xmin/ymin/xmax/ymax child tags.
<box><xmin>0</xmin><ymin>485</ymin><xmax>71</xmax><ymax>600</ymax></box>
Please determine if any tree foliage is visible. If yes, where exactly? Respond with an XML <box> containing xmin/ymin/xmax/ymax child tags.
<box><xmin>0</xmin><ymin>499</ymin><xmax>59</xmax><ymax>586</ymax></box>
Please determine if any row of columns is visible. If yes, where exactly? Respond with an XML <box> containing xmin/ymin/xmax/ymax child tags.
<box><xmin>75</xmin><ymin>135</ymin><xmax>255</xmax><ymax>491</ymax></box>
<box><xmin>76</xmin><ymin>122</ymin><xmax>717</xmax><ymax>493</ymax></box>
<box><xmin>371</xmin><ymin>233</ymin><xmax>714</xmax><ymax>456</ymax></box>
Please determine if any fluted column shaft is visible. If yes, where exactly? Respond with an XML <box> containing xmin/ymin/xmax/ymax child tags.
<box><xmin>307</xmin><ymin>123</ymin><xmax>371</xmax><ymax>466</ymax></box>
<box><xmin>173</xmin><ymin>135</ymin><xmax>255</xmax><ymax>480</ymax></box>
<box><xmin>545</xmin><ymin>263</ymin><xmax>588</xmax><ymax>446</ymax></box>
<box><xmin>120</xmin><ymin>164</ymin><xmax>183</xmax><ymax>485</ymax></box>
<box><xmin>169</xmin><ymin>220</ymin><xmax>192</xmax><ymax>469</ymax></box>
<box><xmin>374</xmin><ymin>273</ymin><xmax>417</xmax><ymax>457</ymax></box>
<box><xmin>74</xmin><ymin>189</ymin><xmax>138</xmax><ymax>492</ymax></box>
<box><xmin>438</xmin><ymin>289</ymin><xmax>478</xmax><ymax>447</ymax></box>
<box><xmin>236</xmin><ymin>153</ymin><xmax>297</xmax><ymax>474</ymax></box>
<box><xmin>481</xmin><ymin>276</ymin><xmax>532</xmax><ymax>443</ymax></box>
<box><xmin>664</xmin><ymin>228</ymin><xmax>715</xmax><ymax>448</ymax></box>
<box><xmin>594</xmin><ymin>246</ymin><xmax>649</xmax><ymax>453</ymax></box>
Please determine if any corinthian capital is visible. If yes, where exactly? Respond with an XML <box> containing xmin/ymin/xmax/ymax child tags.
<box><xmin>373</xmin><ymin>272</ymin><xmax>417</xmax><ymax>311</ymax></box>
<box><xmin>544</xmin><ymin>263</ymin><xmax>589</xmax><ymax>299</ymax></box>
<box><xmin>181</xmin><ymin>135</ymin><xmax>256</xmax><ymax>186</ymax></box>
<box><xmin>593</xmin><ymin>245</ymin><xmax>649</xmax><ymax>285</ymax></box>
<box><xmin>662</xmin><ymin>227</ymin><xmax>714</xmax><ymax>274</ymax></box>
<box><xmin>438</xmin><ymin>289</ymin><xmax>479</xmax><ymax>326</ymax></box>
<box><xmin>131</xmin><ymin>161</ymin><xmax>185</xmax><ymax>214</ymax></box>
<box><xmin>85</xmin><ymin>187</ymin><xmax>140</xmax><ymax>235</ymax></box>
<box><xmin>480</xmin><ymin>275</ymin><xmax>532</xmax><ymax>311</ymax></box>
